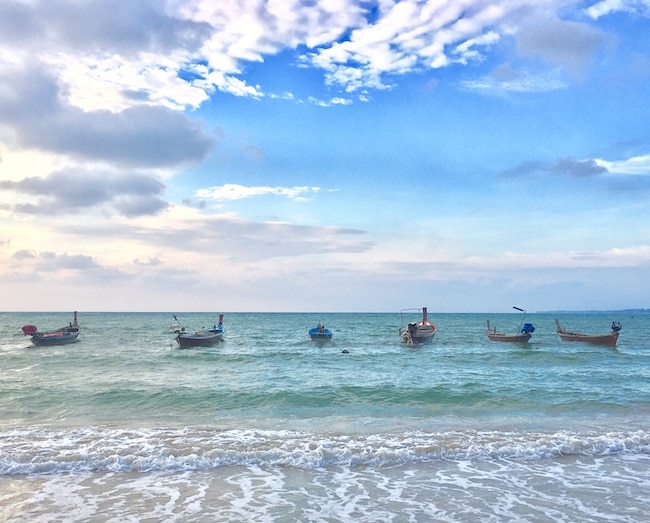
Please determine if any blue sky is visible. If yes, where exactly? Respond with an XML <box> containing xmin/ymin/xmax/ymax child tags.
<box><xmin>1</xmin><ymin>0</ymin><xmax>649</xmax><ymax>312</ymax></box>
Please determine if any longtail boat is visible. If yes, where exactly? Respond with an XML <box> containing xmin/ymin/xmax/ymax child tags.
<box><xmin>486</xmin><ymin>320</ymin><xmax>535</xmax><ymax>342</ymax></box>
<box><xmin>174</xmin><ymin>314</ymin><xmax>225</xmax><ymax>348</ymax></box>
<box><xmin>486</xmin><ymin>307</ymin><xmax>534</xmax><ymax>343</ymax></box>
<box><xmin>309</xmin><ymin>323</ymin><xmax>333</xmax><ymax>342</ymax></box>
<box><xmin>22</xmin><ymin>311</ymin><xmax>80</xmax><ymax>346</ymax></box>
<box><xmin>400</xmin><ymin>307</ymin><xmax>437</xmax><ymax>345</ymax></box>
<box><xmin>555</xmin><ymin>319</ymin><xmax>621</xmax><ymax>347</ymax></box>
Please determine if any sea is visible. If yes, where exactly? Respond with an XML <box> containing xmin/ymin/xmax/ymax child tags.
<box><xmin>1</xmin><ymin>311</ymin><xmax>649</xmax><ymax>522</ymax></box>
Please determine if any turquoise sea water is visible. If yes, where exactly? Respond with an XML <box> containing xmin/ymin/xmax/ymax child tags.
<box><xmin>1</xmin><ymin>311</ymin><xmax>650</xmax><ymax>522</ymax></box>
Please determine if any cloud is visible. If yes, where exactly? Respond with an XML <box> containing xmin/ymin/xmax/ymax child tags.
<box><xmin>5</xmin><ymin>248</ymin><xmax>134</xmax><ymax>287</ymax></box>
<box><xmin>500</xmin><ymin>161</ymin><xmax>547</xmax><ymax>178</ymax></box>
<box><xmin>0</xmin><ymin>65</ymin><xmax>214</xmax><ymax>168</ymax></box>
<box><xmin>63</xmin><ymin>210</ymin><xmax>373</xmax><ymax>262</ymax></box>
<box><xmin>243</xmin><ymin>144</ymin><xmax>265</xmax><ymax>161</ymax></box>
<box><xmin>586</xmin><ymin>0</ymin><xmax>650</xmax><ymax>19</ymax></box>
<box><xmin>547</xmin><ymin>157</ymin><xmax>609</xmax><ymax>178</ymax></box>
<box><xmin>196</xmin><ymin>184</ymin><xmax>321</xmax><ymax>202</ymax></box>
<box><xmin>0</xmin><ymin>0</ymin><xmax>211</xmax><ymax>55</ymax></box>
<box><xmin>516</xmin><ymin>18</ymin><xmax>604</xmax><ymax>76</ymax></box>
<box><xmin>133</xmin><ymin>257</ymin><xmax>162</xmax><ymax>267</ymax></box>
<box><xmin>1</xmin><ymin>0</ymin><xmax>605</xmax><ymax>110</ymax></box>
<box><xmin>461</xmin><ymin>65</ymin><xmax>567</xmax><ymax>93</ymax></box>
<box><xmin>35</xmin><ymin>252</ymin><xmax>99</xmax><ymax>272</ymax></box>
<box><xmin>0</xmin><ymin>0</ymin><xmax>215</xmax><ymax>109</ymax></box>
<box><xmin>307</xmin><ymin>96</ymin><xmax>354</xmax><ymax>107</ymax></box>
<box><xmin>594</xmin><ymin>154</ymin><xmax>650</xmax><ymax>175</ymax></box>
<box><xmin>0</xmin><ymin>169</ymin><xmax>168</xmax><ymax>217</ymax></box>
<box><xmin>11</xmin><ymin>249</ymin><xmax>36</xmax><ymax>261</ymax></box>
<box><xmin>501</xmin><ymin>157</ymin><xmax>609</xmax><ymax>178</ymax></box>
<box><xmin>303</xmin><ymin>1</ymin><xmax>508</xmax><ymax>92</ymax></box>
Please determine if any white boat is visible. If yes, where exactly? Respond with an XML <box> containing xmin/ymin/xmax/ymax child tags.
<box><xmin>399</xmin><ymin>307</ymin><xmax>437</xmax><ymax>345</ymax></box>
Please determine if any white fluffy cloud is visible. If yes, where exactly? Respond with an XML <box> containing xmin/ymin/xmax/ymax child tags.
<box><xmin>1</xmin><ymin>0</ymin><xmax>607</xmax><ymax>113</ymax></box>
<box><xmin>595</xmin><ymin>155</ymin><xmax>650</xmax><ymax>175</ymax></box>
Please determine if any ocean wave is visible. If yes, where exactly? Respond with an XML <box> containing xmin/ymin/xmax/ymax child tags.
<box><xmin>1</xmin><ymin>427</ymin><xmax>649</xmax><ymax>475</ymax></box>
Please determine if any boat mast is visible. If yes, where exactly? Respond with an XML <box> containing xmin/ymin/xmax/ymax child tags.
<box><xmin>513</xmin><ymin>306</ymin><xmax>526</xmax><ymax>331</ymax></box>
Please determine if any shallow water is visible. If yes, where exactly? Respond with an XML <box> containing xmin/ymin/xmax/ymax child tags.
<box><xmin>1</xmin><ymin>311</ymin><xmax>649</xmax><ymax>521</ymax></box>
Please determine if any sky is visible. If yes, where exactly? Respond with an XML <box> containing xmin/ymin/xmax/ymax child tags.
<box><xmin>1</xmin><ymin>0</ymin><xmax>650</xmax><ymax>313</ymax></box>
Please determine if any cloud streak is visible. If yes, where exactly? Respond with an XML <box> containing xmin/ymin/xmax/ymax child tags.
<box><xmin>196</xmin><ymin>184</ymin><xmax>321</xmax><ymax>202</ymax></box>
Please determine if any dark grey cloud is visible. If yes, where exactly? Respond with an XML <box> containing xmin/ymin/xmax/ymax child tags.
<box><xmin>11</xmin><ymin>249</ymin><xmax>36</xmax><ymax>261</ymax></box>
<box><xmin>0</xmin><ymin>2</ymin><xmax>43</xmax><ymax>45</ymax></box>
<box><xmin>36</xmin><ymin>252</ymin><xmax>97</xmax><ymax>271</ymax></box>
<box><xmin>0</xmin><ymin>66</ymin><xmax>214</xmax><ymax>168</ymax></box>
<box><xmin>547</xmin><ymin>157</ymin><xmax>608</xmax><ymax>177</ymax></box>
<box><xmin>0</xmin><ymin>0</ymin><xmax>212</xmax><ymax>56</ymax></box>
<box><xmin>517</xmin><ymin>19</ymin><xmax>604</xmax><ymax>75</ymax></box>
<box><xmin>133</xmin><ymin>257</ymin><xmax>162</xmax><ymax>266</ymax></box>
<box><xmin>502</xmin><ymin>157</ymin><xmax>608</xmax><ymax>178</ymax></box>
<box><xmin>500</xmin><ymin>160</ymin><xmax>546</xmax><ymax>178</ymax></box>
<box><xmin>0</xmin><ymin>168</ymin><xmax>168</xmax><ymax>217</ymax></box>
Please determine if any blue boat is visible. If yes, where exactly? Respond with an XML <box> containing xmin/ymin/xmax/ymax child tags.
<box><xmin>309</xmin><ymin>323</ymin><xmax>332</xmax><ymax>342</ymax></box>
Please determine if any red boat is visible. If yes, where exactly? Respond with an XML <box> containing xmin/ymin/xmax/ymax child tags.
<box><xmin>22</xmin><ymin>311</ymin><xmax>81</xmax><ymax>346</ymax></box>
<box><xmin>174</xmin><ymin>314</ymin><xmax>225</xmax><ymax>348</ymax></box>
<box><xmin>555</xmin><ymin>319</ymin><xmax>621</xmax><ymax>347</ymax></box>
<box><xmin>399</xmin><ymin>307</ymin><xmax>437</xmax><ymax>345</ymax></box>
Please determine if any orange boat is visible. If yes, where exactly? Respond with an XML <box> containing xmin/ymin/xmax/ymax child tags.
<box><xmin>555</xmin><ymin>319</ymin><xmax>621</xmax><ymax>347</ymax></box>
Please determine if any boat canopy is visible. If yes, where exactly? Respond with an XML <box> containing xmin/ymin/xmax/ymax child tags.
<box><xmin>521</xmin><ymin>323</ymin><xmax>535</xmax><ymax>334</ymax></box>
<box><xmin>22</xmin><ymin>325</ymin><xmax>38</xmax><ymax>336</ymax></box>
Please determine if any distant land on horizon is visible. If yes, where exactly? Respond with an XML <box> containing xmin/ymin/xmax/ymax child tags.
<box><xmin>537</xmin><ymin>309</ymin><xmax>649</xmax><ymax>315</ymax></box>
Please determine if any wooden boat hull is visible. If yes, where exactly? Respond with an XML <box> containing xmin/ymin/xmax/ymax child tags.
<box><xmin>486</xmin><ymin>332</ymin><xmax>531</xmax><ymax>343</ymax></box>
<box><xmin>174</xmin><ymin>314</ymin><xmax>225</xmax><ymax>348</ymax></box>
<box><xmin>555</xmin><ymin>320</ymin><xmax>619</xmax><ymax>347</ymax></box>
<box><xmin>176</xmin><ymin>330</ymin><xmax>224</xmax><ymax>348</ymax></box>
<box><xmin>556</xmin><ymin>332</ymin><xmax>618</xmax><ymax>346</ymax></box>
<box><xmin>31</xmin><ymin>330</ymin><xmax>80</xmax><ymax>346</ymax></box>
<box><xmin>485</xmin><ymin>320</ymin><xmax>533</xmax><ymax>343</ymax></box>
